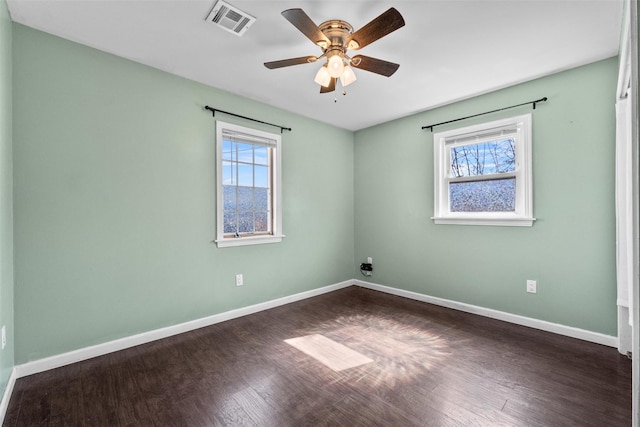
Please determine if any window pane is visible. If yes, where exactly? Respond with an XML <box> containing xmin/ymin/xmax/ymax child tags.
<box><xmin>255</xmin><ymin>212</ymin><xmax>268</xmax><ymax>232</ymax></box>
<box><xmin>237</xmin><ymin>187</ymin><xmax>253</xmax><ymax>210</ymax></box>
<box><xmin>238</xmin><ymin>211</ymin><xmax>254</xmax><ymax>233</ymax></box>
<box><xmin>223</xmin><ymin>186</ymin><xmax>236</xmax><ymax>210</ymax></box>
<box><xmin>450</xmin><ymin>138</ymin><xmax>515</xmax><ymax>178</ymax></box>
<box><xmin>254</xmin><ymin>146</ymin><xmax>268</xmax><ymax>165</ymax></box>
<box><xmin>237</xmin><ymin>143</ymin><xmax>253</xmax><ymax>163</ymax></box>
<box><xmin>255</xmin><ymin>165</ymin><xmax>268</xmax><ymax>188</ymax></box>
<box><xmin>222</xmin><ymin>161</ymin><xmax>236</xmax><ymax>185</ymax></box>
<box><xmin>222</xmin><ymin>140</ymin><xmax>235</xmax><ymax>161</ymax></box>
<box><xmin>238</xmin><ymin>163</ymin><xmax>253</xmax><ymax>187</ymax></box>
<box><xmin>450</xmin><ymin>178</ymin><xmax>516</xmax><ymax>212</ymax></box>
<box><xmin>254</xmin><ymin>188</ymin><xmax>268</xmax><ymax>211</ymax></box>
<box><xmin>217</xmin><ymin>122</ymin><xmax>281</xmax><ymax>245</ymax></box>
<box><xmin>223</xmin><ymin>211</ymin><xmax>236</xmax><ymax>234</ymax></box>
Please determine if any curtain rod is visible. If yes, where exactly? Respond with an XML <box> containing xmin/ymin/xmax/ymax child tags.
<box><xmin>421</xmin><ymin>97</ymin><xmax>548</xmax><ymax>132</ymax></box>
<box><xmin>205</xmin><ymin>106</ymin><xmax>292</xmax><ymax>133</ymax></box>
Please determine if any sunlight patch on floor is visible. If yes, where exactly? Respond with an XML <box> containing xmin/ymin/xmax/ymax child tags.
<box><xmin>287</xmin><ymin>314</ymin><xmax>451</xmax><ymax>387</ymax></box>
<box><xmin>284</xmin><ymin>334</ymin><xmax>374</xmax><ymax>372</ymax></box>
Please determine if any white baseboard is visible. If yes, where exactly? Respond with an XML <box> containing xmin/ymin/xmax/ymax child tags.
<box><xmin>354</xmin><ymin>279</ymin><xmax>618</xmax><ymax>348</ymax></box>
<box><xmin>15</xmin><ymin>280</ymin><xmax>354</xmax><ymax>378</ymax></box>
<box><xmin>13</xmin><ymin>277</ymin><xmax>619</xmax><ymax>380</ymax></box>
<box><xmin>0</xmin><ymin>367</ymin><xmax>17</xmax><ymax>425</ymax></box>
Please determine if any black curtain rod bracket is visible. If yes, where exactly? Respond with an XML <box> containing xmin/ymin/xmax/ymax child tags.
<box><xmin>421</xmin><ymin>97</ymin><xmax>548</xmax><ymax>132</ymax></box>
<box><xmin>205</xmin><ymin>106</ymin><xmax>292</xmax><ymax>134</ymax></box>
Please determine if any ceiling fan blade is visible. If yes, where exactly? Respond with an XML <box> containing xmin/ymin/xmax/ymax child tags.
<box><xmin>281</xmin><ymin>9</ymin><xmax>330</xmax><ymax>46</ymax></box>
<box><xmin>264</xmin><ymin>56</ymin><xmax>318</xmax><ymax>69</ymax></box>
<box><xmin>350</xmin><ymin>55</ymin><xmax>399</xmax><ymax>77</ymax></box>
<box><xmin>320</xmin><ymin>78</ymin><xmax>337</xmax><ymax>94</ymax></box>
<box><xmin>347</xmin><ymin>8</ymin><xmax>405</xmax><ymax>50</ymax></box>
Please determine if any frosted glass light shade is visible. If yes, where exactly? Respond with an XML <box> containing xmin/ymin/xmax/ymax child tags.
<box><xmin>314</xmin><ymin>66</ymin><xmax>331</xmax><ymax>87</ymax></box>
<box><xmin>327</xmin><ymin>54</ymin><xmax>345</xmax><ymax>78</ymax></box>
<box><xmin>340</xmin><ymin>66</ymin><xmax>357</xmax><ymax>87</ymax></box>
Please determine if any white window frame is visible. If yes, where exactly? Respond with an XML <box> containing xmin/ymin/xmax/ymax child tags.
<box><xmin>432</xmin><ymin>113</ymin><xmax>534</xmax><ymax>227</ymax></box>
<box><xmin>215</xmin><ymin>121</ymin><xmax>283</xmax><ymax>248</ymax></box>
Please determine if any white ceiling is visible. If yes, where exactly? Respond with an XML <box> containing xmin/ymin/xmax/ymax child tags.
<box><xmin>7</xmin><ymin>0</ymin><xmax>624</xmax><ymax>131</ymax></box>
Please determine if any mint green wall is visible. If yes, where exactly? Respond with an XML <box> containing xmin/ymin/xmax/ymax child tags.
<box><xmin>354</xmin><ymin>58</ymin><xmax>618</xmax><ymax>335</ymax></box>
<box><xmin>10</xmin><ymin>21</ymin><xmax>620</xmax><ymax>364</ymax></box>
<box><xmin>12</xmin><ymin>24</ymin><xmax>354</xmax><ymax>363</ymax></box>
<box><xmin>0</xmin><ymin>0</ymin><xmax>13</xmax><ymax>395</ymax></box>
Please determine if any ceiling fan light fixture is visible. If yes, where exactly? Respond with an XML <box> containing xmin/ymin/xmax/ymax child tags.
<box><xmin>327</xmin><ymin>53</ymin><xmax>345</xmax><ymax>78</ymax></box>
<box><xmin>314</xmin><ymin>65</ymin><xmax>332</xmax><ymax>87</ymax></box>
<box><xmin>264</xmin><ymin>7</ymin><xmax>405</xmax><ymax>94</ymax></box>
<box><xmin>347</xmin><ymin>40</ymin><xmax>360</xmax><ymax>50</ymax></box>
<box><xmin>340</xmin><ymin>65</ymin><xmax>357</xmax><ymax>87</ymax></box>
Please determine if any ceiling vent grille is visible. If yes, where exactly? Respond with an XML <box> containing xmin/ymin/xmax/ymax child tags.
<box><xmin>205</xmin><ymin>0</ymin><xmax>256</xmax><ymax>37</ymax></box>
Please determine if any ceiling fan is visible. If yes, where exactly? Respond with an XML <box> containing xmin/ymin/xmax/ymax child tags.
<box><xmin>264</xmin><ymin>8</ymin><xmax>405</xmax><ymax>94</ymax></box>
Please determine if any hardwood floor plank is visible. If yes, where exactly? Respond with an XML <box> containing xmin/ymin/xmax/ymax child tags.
<box><xmin>80</xmin><ymin>361</ymin><xmax>121</xmax><ymax>425</ymax></box>
<box><xmin>504</xmin><ymin>381</ymin><xmax>631</xmax><ymax>427</ymax></box>
<box><xmin>48</xmin><ymin>374</ymin><xmax>84</xmax><ymax>426</ymax></box>
<box><xmin>250</xmin><ymin>372</ymin><xmax>334</xmax><ymax>421</ymax></box>
<box><xmin>12</xmin><ymin>387</ymin><xmax>51</xmax><ymax>425</ymax></box>
<box><xmin>229</xmin><ymin>386</ymin><xmax>290</xmax><ymax>427</ymax></box>
<box><xmin>2</xmin><ymin>391</ymin><xmax>22</xmax><ymax>427</ymax></box>
<box><xmin>210</xmin><ymin>393</ymin><xmax>258</xmax><ymax>427</ymax></box>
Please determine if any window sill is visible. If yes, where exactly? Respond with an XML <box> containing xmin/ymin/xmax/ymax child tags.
<box><xmin>432</xmin><ymin>217</ymin><xmax>535</xmax><ymax>227</ymax></box>
<box><xmin>215</xmin><ymin>234</ymin><xmax>285</xmax><ymax>248</ymax></box>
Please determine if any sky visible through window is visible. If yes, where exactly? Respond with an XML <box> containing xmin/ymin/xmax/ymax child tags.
<box><xmin>222</xmin><ymin>140</ymin><xmax>270</xmax><ymax>234</ymax></box>
<box><xmin>449</xmin><ymin>138</ymin><xmax>516</xmax><ymax>212</ymax></box>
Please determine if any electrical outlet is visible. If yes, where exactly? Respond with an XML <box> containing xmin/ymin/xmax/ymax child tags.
<box><xmin>367</xmin><ymin>257</ymin><xmax>373</xmax><ymax>264</ymax></box>
<box><xmin>235</xmin><ymin>274</ymin><xmax>244</xmax><ymax>287</ymax></box>
<box><xmin>2</xmin><ymin>325</ymin><xmax>6</xmax><ymax>349</ymax></box>
<box><xmin>526</xmin><ymin>280</ymin><xmax>537</xmax><ymax>294</ymax></box>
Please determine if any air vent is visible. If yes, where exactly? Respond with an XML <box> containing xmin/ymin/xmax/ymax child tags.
<box><xmin>205</xmin><ymin>0</ymin><xmax>256</xmax><ymax>37</ymax></box>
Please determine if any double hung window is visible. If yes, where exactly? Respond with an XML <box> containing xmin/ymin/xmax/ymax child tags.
<box><xmin>215</xmin><ymin>121</ymin><xmax>283</xmax><ymax>247</ymax></box>
<box><xmin>433</xmin><ymin>114</ymin><xmax>534</xmax><ymax>226</ymax></box>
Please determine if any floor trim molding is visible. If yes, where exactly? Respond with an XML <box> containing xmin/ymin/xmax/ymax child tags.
<box><xmin>15</xmin><ymin>280</ymin><xmax>354</xmax><ymax>379</ymax></box>
<box><xmin>0</xmin><ymin>368</ymin><xmax>17</xmax><ymax>425</ymax></box>
<box><xmin>13</xmin><ymin>278</ymin><xmax>618</xmax><ymax>381</ymax></box>
<box><xmin>354</xmin><ymin>280</ymin><xmax>618</xmax><ymax>348</ymax></box>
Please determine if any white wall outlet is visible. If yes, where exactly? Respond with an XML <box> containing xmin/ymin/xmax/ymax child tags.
<box><xmin>526</xmin><ymin>280</ymin><xmax>537</xmax><ymax>294</ymax></box>
<box><xmin>235</xmin><ymin>274</ymin><xmax>244</xmax><ymax>287</ymax></box>
<box><xmin>367</xmin><ymin>257</ymin><xmax>373</xmax><ymax>264</ymax></box>
<box><xmin>2</xmin><ymin>325</ymin><xmax>6</xmax><ymax>349</ymax></box>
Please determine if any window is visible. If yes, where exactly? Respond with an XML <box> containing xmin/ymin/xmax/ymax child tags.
<box><xmin>433</xmin><ymin>113</ymin><xmax>534</xmax><ymax>226</ymax></box>
<box><xmin>215</xmin><ymin>121</ymin><xmax>283</xmax><ymax>247</ymax></box>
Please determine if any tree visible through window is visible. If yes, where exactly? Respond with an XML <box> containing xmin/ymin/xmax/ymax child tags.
<box><xmin>433</xmin><ymin>114</ymin><xmax>534</xmax><ymax>226</ymax></box>
<box><xmin>215</xmin><ymin>121</ymin><xmax>283</xmax><ymax>247</ymax></box>
<box><xmin>449</xmin><ymin>138</ymin><xmax>516</xmax><ymax>212</ymax></box>
<box><xmin>222</xmin><ymin>140</ymin><xmax>270</xmax><ymax>235</ymax></box>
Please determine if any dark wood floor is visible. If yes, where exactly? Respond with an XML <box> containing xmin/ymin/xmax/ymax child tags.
<box><xmin>3</xmin><ymin>286</ymin><xmax>632</xmax><ymax>426</ymax></box>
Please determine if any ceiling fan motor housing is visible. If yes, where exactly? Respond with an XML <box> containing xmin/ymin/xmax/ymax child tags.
<box><xmin>317</xmin><ymin>20</ymin><xmax>356</xmax><ymax>51</ymax></box>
